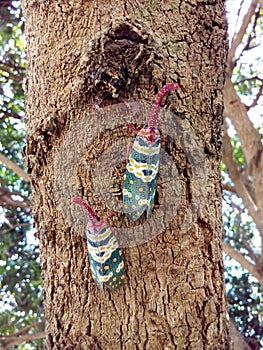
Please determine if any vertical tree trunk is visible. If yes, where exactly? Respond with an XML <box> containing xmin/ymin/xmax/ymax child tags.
<box><xmin>22</xmin><ymin>0</ymin><xmax>230</xmax><ymax>349</ymax></box>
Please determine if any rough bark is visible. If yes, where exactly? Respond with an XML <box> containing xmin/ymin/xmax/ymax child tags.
<box><xmin>22</xmin><ymin>0</ymin><xmax>230</xmax><ymax>349</ymax></box>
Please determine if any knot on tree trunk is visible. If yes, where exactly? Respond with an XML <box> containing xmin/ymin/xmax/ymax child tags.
<box><xmin>81</xmin><ymin>20</ymin><xmax>165</xmax><ymax>105</ymax></box>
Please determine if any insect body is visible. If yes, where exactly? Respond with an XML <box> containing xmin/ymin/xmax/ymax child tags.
<box><xmin>123</xmin><ymin>83</ymin><xmax>179</xmax><ymax>221</ymax></box>
<box><xmin>72</xmin><ymin>197</ymin><xmax>125</xmax><ymax>290</ymax></box>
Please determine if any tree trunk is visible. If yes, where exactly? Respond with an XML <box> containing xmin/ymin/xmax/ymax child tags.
<box><xmin>22</xmin><ymin>0</ymin><xmax>230</xmax><ymax>349</ymax></box>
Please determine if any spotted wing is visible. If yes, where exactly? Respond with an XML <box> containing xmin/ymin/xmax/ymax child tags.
<box><xmin>122</xmin><ymin>131</ymin><xmax>160</xmax><ymax>221</ymax></box>
<box><xmin>86</xmin><ymin>225</ymin><xmax>125</xmax><ymax>290</ymax></box>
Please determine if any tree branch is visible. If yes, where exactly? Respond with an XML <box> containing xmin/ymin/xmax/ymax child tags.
<box><xmin>234</xmin><ymin>76</ymin><xmax>263</xmax><ymax>110</ymax></box>
<box><xmin>229</xmin><ymin>319</ymin><xmax>252</xmax><ymax>350</ymax></box>
<box><xmin>0</xmin><ymin>152</ymin><xmax>30</xmax><ymax>182</ymax></box>
<box><xmin>0</xmin><ymin>321</ymin><xmax>45</xmax><ymax>350</ymax></box>
<box><xmin>222</xmin><ymin>123</ymin><xmax>263</xmax><ymax>267</ymax></box>
<box><xmin>0</xmin><ymin>65</ymin><xmax>24</xmax><ymax>81</ymax></box>
<box><xmin>0</xmin><ymin>176</ymin><xmax>31</xmax><ymax>209</ymax></box>
<box><xmin>223</xmin><ymin>78</ymin><xmax>263</xmax><ymax>167</ymax></box>
<box><xmin>0</xmin><ymin>222</ymin><xmax>30</xmax><ymax>235</ymax></box>
<box><xmin>0</xmin><ymin>109</ymin><xmax>24</xmax><ymax>120</ymax></box>
<box><xmin>243</xmin><ymin>239</ymin><xmax>258</xmax><ymax>263</ymax></box>
<box><xmin>234</xmin><ymin>75</ymin><xmax>263</xmax><ymax>85</ymax></box>
<box><xmin>222</xmin><ymin>183</ymin><xmax>236</xmax><ymax>193</ymax></box>
<box><xmin>227</xmin><ymin>0</ymin><xmax>259</xmax><ymax>75</ymax></box>
<box><xmin>0</xmin><ymin>60</ymin><xmax>25</xmax><ymax>71</ymax></box>
<box><xmin>11</xmin><ymin>321</ymin><xmax>44</xmax><ymax>337</ymax></box>
<box><xmin>222</xmin><ymin>124</ymin><xmax>259</xmax><ymax>220</ymax></box>
<box><xmin>224</xmin><ymin>0</ymin><xmax>263</xmax><ymax>263</ymax></box>
<box><xmin>223</xmin><ymin>242</ymin><xmax>263</xmax><ymax>287</ymax></box>
<box><xmin>1</xmin><ymin>332</ymin><xmax>45</xmax><ymax>350</ymax></box>
<box><xmin>247</xmin><ymin>81</ymin><xmax>263</xmax><ymax>109</ymax></box>
<box><xmin>0</xmin><ymin>193</ymin><xmax>31</xmax><ymax>209</ymax></box>
<box><xmin>223</xmin><ymin>80</ymin><xmax>263</xmax><ymax>243</ymax></box>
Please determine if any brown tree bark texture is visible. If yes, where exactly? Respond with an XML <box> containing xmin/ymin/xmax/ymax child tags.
<box><xmin>22</xmin><ymin>0</ymin><xmax>230</xmax><ymax>349</ymax></box>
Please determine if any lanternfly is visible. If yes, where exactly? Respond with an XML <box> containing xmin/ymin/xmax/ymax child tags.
<box><xmin>72</xmin><ymin>197</ymin><xmax>125</xmax><ymax>290</ymax></box>
<box><xmin>122</xmin><ymin>83</ymin><xmax>179</xmax><ymax>221</ymax></box>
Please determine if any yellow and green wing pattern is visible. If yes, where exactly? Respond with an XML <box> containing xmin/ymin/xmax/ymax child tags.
<box><xmin>86</xmin><ymin>225</ymin><xmax>125</xmax><ymax>290</ymax></box>
<box><xmin>123</xmin><ymin>127</ymin><xmax>160</xmax><ymax>221</ymax></box>
<box><xmin>72</xmin><ymin>197</ymin><xmax>125</xmax><ymax>290</ymax></box>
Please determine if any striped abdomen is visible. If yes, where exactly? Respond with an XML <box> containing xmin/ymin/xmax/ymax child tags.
<box><xmin>86</xmin><ymin>225</ymin><xmax>125</xmax><ymax>290</ymax></box>
<box><xmin>123</xmin><ymin>127</ymin><xmax>160</xmax><ymax>221</ymax></box>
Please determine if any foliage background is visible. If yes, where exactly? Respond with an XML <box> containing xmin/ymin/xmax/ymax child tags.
<box><xmin>0</xmin><ymin>1</ymin><xmax>44</xmax><ymax>349</ymax></box>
